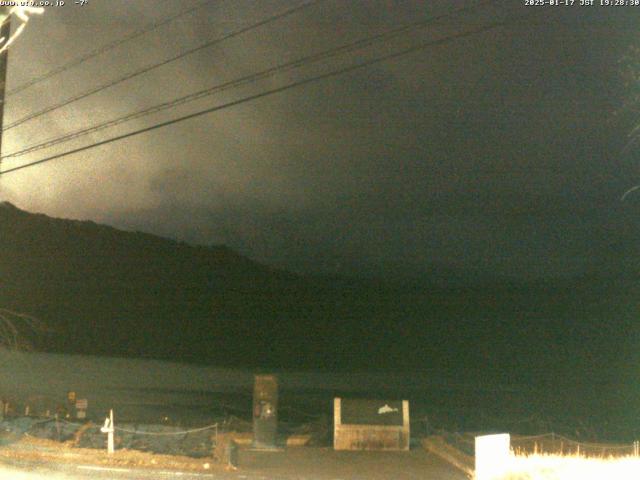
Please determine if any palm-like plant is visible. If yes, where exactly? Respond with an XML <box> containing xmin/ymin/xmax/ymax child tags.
<box><xmin>0</xmin><ymin>308</ymin><xmax>45</xmax><ymax>350</ymax></box>
<box><xmin>619</xmin><ymin>44</ymin><xmax>640</xmax><ymax>201</ymax></box>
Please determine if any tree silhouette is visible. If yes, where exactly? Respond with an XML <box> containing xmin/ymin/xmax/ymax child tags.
<box><xmin>0</xmin><ymin>308</ymin><xmax>45</xmax><ymax>350</ymax></box>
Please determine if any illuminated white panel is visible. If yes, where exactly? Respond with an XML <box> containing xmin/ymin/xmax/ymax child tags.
<box><xmin>475</xmin><ymin>433</ymin><xmax>511</xmax><ymax>480</ymax></box>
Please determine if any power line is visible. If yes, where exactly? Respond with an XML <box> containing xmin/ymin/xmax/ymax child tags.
<box><xmin>2</xmin><ymin>0</ymin><xmax>495</xmax><ymax>161</ymax></box>
<box><xmin>3</xmin><ymin>0</ymin><xmax>325</xmax><ymax>131</ymax></box>
<box><xmin>4</xmin><ymin>0</ymin><xmax>213</xmax><ymax>99</ymax></box>
<box><xmin>0</xmin><ymin>10</ymin><xmax>534</xmax><ymax>177</ymax></box>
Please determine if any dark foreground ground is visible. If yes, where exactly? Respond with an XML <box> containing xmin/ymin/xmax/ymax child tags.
<box><xmin>0</xmin><ymin>436</ymin><xmax>467</xmax><ymax>480</ymax></box>
<box><xmin>235</xmin><ymin>448</ymin><xmax>467</xmax><ymax>480</ymax></box>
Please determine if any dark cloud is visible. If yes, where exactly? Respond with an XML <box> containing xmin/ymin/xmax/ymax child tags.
<box><xmin>0</xmin><ymin>0</ymin><xmax>638</xmax><ymax>281</ymax></box>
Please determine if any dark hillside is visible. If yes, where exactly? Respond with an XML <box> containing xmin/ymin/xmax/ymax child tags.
<box><xmin>0</xmin><ymin>202</ymin><xmax>300</xmax><ymax>364</ymax></box>
<box><xmin>0</xmin><ymin>201</ymin><xmax>638</xmax><ymax>389</ymax></box>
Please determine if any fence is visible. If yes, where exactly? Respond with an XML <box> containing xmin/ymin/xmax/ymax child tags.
<box><xmin>422</xmin><ymin>429</ymin><xmax>640</xmax><ymax>480</ymax></box>
<box><xmin>0</xmin><ymin>411</ymin><xmax>220</xmax><ymax>458</ymax></box>
<box><xmin>429</xmin><ymin>428</ymin><xmax>640</xmax><ymax>458</ymax></box>
<box><xmin>511</xmin><ymin>432</ymin><xmax>638</xmax><ymax>457</ymax></box>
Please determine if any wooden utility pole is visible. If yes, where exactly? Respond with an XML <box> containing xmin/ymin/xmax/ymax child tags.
<box><xmin>0</xmin><ymin>11</ymin><xmax>10</xmax><ymax>164</ymax></box>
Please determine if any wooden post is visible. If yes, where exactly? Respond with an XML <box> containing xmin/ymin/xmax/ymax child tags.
<box><xmin>333</xmin><ymin>397</ymin><xmax>341</xmax><ymax>450</ymax></box>
<box><xmin>107</xmin><ymin>409</ymin><xmax>114</xmax><ymax>454</ymax></box>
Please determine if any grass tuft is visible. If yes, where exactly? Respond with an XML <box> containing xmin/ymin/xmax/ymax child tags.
<box><xmin>495</xmin><ymin>452</ymin><xmax>640</xmax><ymax>480</ymax></box>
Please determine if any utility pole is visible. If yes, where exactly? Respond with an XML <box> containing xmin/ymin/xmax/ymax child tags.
<box><xmin>0</xmin><ymin>10</ymin><xmax>10</xmax><ymax>166</ymax></box>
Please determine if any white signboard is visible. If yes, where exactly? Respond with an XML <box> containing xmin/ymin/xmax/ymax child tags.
<box><xmin>475</xmin><ymin>433</ymin><xmax>511</xmax><ymax>480</ymax></box>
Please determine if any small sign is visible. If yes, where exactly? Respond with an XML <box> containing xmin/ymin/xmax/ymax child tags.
<box><xmin>475</xmin><ymin>433</ymin><xmax>511</xmax><ymax>480</ymax></box>
<box><xmin>75</xmin><ymin>399</ymin><xmax>88</xmax><ymax>410</ymax></box>
<box><xmin>378</xmin><ymin>404</ymin><xmax>399</xmax><ymax>415</ymax></box>
<box><xmin>341</xmin><ymin>399</ymin><xmax>403</xmax><ymax>426</ymax></box>
<box><xmin>77</xmin><ymin>410</ymin><xmax>86</xmax><ymax>419</ymax></box>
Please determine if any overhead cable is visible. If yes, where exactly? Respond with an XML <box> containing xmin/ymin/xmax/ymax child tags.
<box><xmin>0</xmin><ymin>10</ymin><xmax>535</xmax><ymax>177</ymax></box>
<box><xmin>5</xmin><ymin>0</ymin><xmax>214</xmax><ymax>98</ymax></box>
<box><xmin>3</xmin><ymin>0</ymin><xmax>325</xmax><ymax>131</ymax></box>
<box><xmin>2</xmin><ymin>0</ymin><xmax>494</xmax><ymax>160</ymax></box>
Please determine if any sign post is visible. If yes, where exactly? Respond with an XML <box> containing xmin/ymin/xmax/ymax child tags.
<box><xmin>100</xmin><ymin>409</ymin><xmax>115</xmax><ymax>454</ymax></box>
<box><xmin>252</xmin><ymin>374</ymin><xmax>278</xmax><ymax>450</ymax></box>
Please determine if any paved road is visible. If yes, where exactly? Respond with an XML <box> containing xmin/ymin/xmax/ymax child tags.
<box><xmin>0</xmin><ymin>460</ymin><xmax>230</xmax><ymax>480</ymax></box>
<box><xmin>0</xmin><ymin>448</ymin><xmax>469</xmax><ymax>480</ymax></box>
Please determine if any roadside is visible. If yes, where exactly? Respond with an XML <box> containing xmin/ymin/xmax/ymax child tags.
<box><xmin>0</xmin><ymin>435</ymin><xmax>468</xmax><ymax>480</ymax></box>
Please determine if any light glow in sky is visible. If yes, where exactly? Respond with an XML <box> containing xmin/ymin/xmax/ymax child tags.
<box><xmin>0</xmin><ymin>6</ymin><xmax>44</xmax><ymax>54</ymax></box>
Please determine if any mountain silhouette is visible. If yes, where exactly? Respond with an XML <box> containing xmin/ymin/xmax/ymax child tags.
<box><xmin>0</xmin><ymin>201</ymin><xmax>637</xmax><ymax>384</ymax></box>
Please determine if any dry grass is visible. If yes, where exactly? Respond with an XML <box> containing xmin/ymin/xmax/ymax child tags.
<box><xmin>496</xmin><ymin>453</ymin><xmax>640</xmax><ymax>480</ymax></box>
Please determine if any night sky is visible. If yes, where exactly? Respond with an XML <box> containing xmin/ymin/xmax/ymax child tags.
<box><xmin>0</xmin><ymin>0</ymin><xmax>638</xmax><ymax>282</ymax></box>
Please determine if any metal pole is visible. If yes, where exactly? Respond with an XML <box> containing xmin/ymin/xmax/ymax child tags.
<box><xmin>0</xmin><ymin>12</ymin><xmax>10</xmax><ymax>164</ymax></box>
